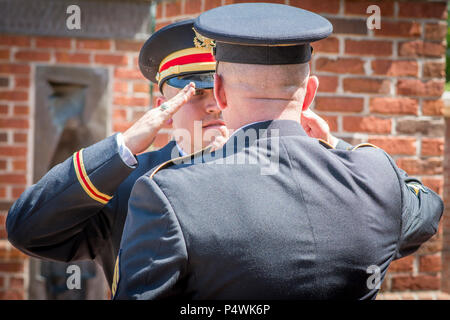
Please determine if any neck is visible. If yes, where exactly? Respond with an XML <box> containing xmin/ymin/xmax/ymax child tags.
<box><xmin>226</xmin><ymin>101</ymin><xmax>302</xmax><ymax>131</ymax></box>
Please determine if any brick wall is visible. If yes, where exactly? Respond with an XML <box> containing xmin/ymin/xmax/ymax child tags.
<box><xmin>0</xmin><ymin>0</ymin><xmax>449</xmax><ymax>300</ymax></box>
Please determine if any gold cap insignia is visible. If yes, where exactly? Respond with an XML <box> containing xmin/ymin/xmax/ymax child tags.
<box><xmin>193</xmin><ymin>27</ymin><xmax>215</xmax><ymax>49</ymax></box>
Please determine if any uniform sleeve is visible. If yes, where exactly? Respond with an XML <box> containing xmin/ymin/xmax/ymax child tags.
<box><xmin>382</xmin><ymin>154</ymin><xmax>444</xmax><ymax>259</ymax></box>
<box><xmin>112</xmin><ymin>175</ymin><xmax>188</xmax><ymax>300</ymax></box>
<box><xmin>6</xmin><ymin>133</ymin><xmax>136</xmax><ymax>262</ymax></box>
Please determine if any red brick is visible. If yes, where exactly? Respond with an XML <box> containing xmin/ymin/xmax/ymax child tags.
<box><xmin>397</xmin><ymin>79</ymin><xmax>444</xmax><ymax>97</ymax></box>
<box><xmin>133</xmin><ymin>82</ymin><xmax>150</xmax><ymax>93</ymax></box>
<box><xmin>165</xmin><ymin>0</ymin><xmax>182</xmax><ymax>17</ymax></box>
<box><xmin>13</xmin><ymin>105</ymin><xmax>28</xmax><ymax>116</ymax></box>
<box><xmin>0</xmin><ymin>35</ymin><xmax>31</xmax><ymax>47</ymax></box>
<box><xmin>0</xmin><ymin>91</ymin><xmax>28</xmax><ymax>102</ymax></box>
<box><xmin>0</xmin><ymin>104</ymin><xmax>8</xmax><ymax>114</ymax></box>
<box><xmin>423</xmin><ymin>61</ymin><xmax>445</xmax><ymax>78</ymax></box>
<box><xmin>0</xmin><ymin>118</ymin><xmax>29</xmax><ymax>129</ymax></box>
<box><xmin>396</xmin><ymin>158</ymin><xmax>442</xmax><ymax>176</ymax></box>
<box><xmin>185</xmin><ymin>0</ymin><xmax>202</xmax><ymax>14</ymax></box>
<box><xmin>0</xmin><ymin>186</ymin><xmax>6</xmax><ymax>198</ymax></box>
<box><xmin>370</xmin><ymin>97</ymin><xmax>418</xmax><ymax>115</ymax></box>
<box><xmin>204</xmin><ymin>0</ymin><xmax>222</xmax><ymax>10</ymax></box>
<box><xmin>422</xmin><ymin>177</ymin><xmax>443</xmax><ymax>195</ymax></box>
<box><xmin>0</xmin><ymin>64</ymin><xmax>30</xmax><ymax>75</ymax></box>
<box><xmin>374</xmin><ymin>21</ymin><xmax>421</xmax><ymax>38</ymax></box>
<box><xmin>9</xmin><ymin>277</ymin><xmax>24</xmax><ymax>290</ymax></box>
<box><xmin>14</xmin><ymin>77</ymin><xmax>30</xmax><ymax>89</ymax></box>
<box><xmin>316</xmin><ymin>75</ymin><xmax>338</xmax><ymax>93</ymax></box>
<box><xmin>114</xmin><ymin>68</ymin><xmax>145</xmax><ymax>80</ymax></box>
<box><xmin>399</xmin><ymin>40</ymin><xmax>446</xmax><ymax>58</ymax></box>
<box><xmin>0</xmin><ymin>49</ymin><xmax>10</xmax><ymax>60</ymax></box>
<box><xmin>388</xmin><ymin>256</ymin><xmax>414</xmax><ymax>272</ymax></box>
<box><xmin>0</xmin><ymin>174</ymin><xmax>26</xmax><ymax>184</ymax></box>
<box><xmin>94</xmin><ymin>54</ymin><xmax>128</xmax><ymax>66</ymax></box>
<box><xmin>55</xmin><ymin>52</ymin><xmax>90</xmax><ymax>64</ymax></box>
<box><xmin>0</xmin><ymin>291</ymin><xmax>24</xmax><ymax>300</ymax></box>
<box><xmin>345</xmin><ymin>39</ymin><xmax>392</xmax><ymax>56</ymax></box>
<box><xmin>0</xmin><ymin>132</ymin><xmax>7</xmax><ymax>143</ymax></box>
<box><xmin>15</xmin><ymin>50</ymin><xmax>51</xmax><ymax>62</ymax></box>
<box><xmin>345</xmin><ymin>1</ymin><xmax>394</xmax><ymax>17</ymax></box>
<box><xmin>76</xmin><ymin>39</ymin><xmax>111</xmax><ymax>50</ymax></box>
<box><xmin>423</xmin><ymin>100</ymin><xmax>444</xmax><ymax>116</ymax></box>
<box><xmin>371</xmin><ymin>60</ymin><xmax>418</xmax><ymax>77</ymax></box>
<box><xmin>114</xmin><ymin>81</ymin><xmax>128</xmax><ymax>94</ymax></box>
<box><xmin>392</xmin><ymin>275</ymin><xmax>440</xmax><ymax>291</ymax></box>
<box><xmin>290</xmin><ymin>0</ymin><xmax>340</xmax><ymax>14</ymax></box>
<box><xmin>419</xmin><ymin>255</ymin><xmax>441</xmax><ymax>273</ymax></box>
<box><xmin>422</xmin><ymin>138</ymin><xmax>444</xmax><ymax>156</ymax></box>
<box><xmin>343</xmin><ymin>116</ymin><xmax>392</xmax><ymax>134</ymax></box>
<box><xmin>312</xmin><ymin>37</ymin><xmax>339</xmax><ymax>53</ymax></box>
<box><xmin>12</xmin><ymin>159</ymin><xmax>26</xmax><ymax>172</ymax></box>
<box><xmin>398</xmin><ymin>2</ymin><xmax>447</xmax><ymax>19</ymax></box>
<box><xmin>114</xmin><ymin>40</ymin><xmax>144</xmax><ymax>52</ymax></box>
<box><xmin>315</xmin><ymin>97</ymin><xmax>363</xmax><ymax>113</ymax></box>
<box><xmin>0</xmin><ymin>146</ymin><xmax>27</xmax><ymax>157</ymax></box>
<box><xmin>13</xmin><ymin>132</ymin><xmax>27</xmax><ymax>143</ymax></box>
<box><xmin>315</xmin><ymin>57</ymin><xmax>365</xmax><ymax>74</ymax></box>
<box><xmin>113</xmin><ymin>96</ymin><xmax>150</xmax><ymax>107</ymax></box>
<box><xmin>368</xmin><ymin>136</ymin><xmax>416</xmax><ymax>155</ymax></box>
<box><xmin>0</xmin><ymin>261</ymin><xmax>24</xmax><ymax>273</ymax></box>
<box><xmin>343</xmin><ymin>78</ymin><xmax>390</xmax><ymax>94</ymax></box>
<box><xmin>425</xmin><ymin>23</ymin><xmax>448</xmax><ymax>41</ymax></box>
<box><xmin>113</xmin><ymin>109</ymin><xmax>127</xmax><ymax>121</ymax></box>
<box><xmin>320</xmin><ymin>115</ymin><xmax>338</xmax><ymax>132</ymax></box>
<box><xmin>35</xmin><ymin>37</ymin><xmax>71</xmax><ymax>49</ymax></box>
<box><xmin>0</xmin><ymin>160</ymin><xmax>6</xmax><ymax>170</ymax></box>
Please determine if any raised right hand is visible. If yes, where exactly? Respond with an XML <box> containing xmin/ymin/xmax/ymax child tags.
<box><xmin>123</xmin><ymin>82</ymin><xmax>196</xmax><ymax>155</ymax></box>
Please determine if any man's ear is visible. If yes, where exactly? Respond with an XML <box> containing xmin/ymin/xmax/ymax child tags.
<box><xmin>302</xmin><ymin>75</ymin><xmax>319</xmax><ymax>112</ymax></box>
<box><xmin>155</xmin><ymin>96</ymin><xmax>166</xmax><ymax>108</ymax></box>
<box><xmin>214</xmin><ymin>73</ymin><xmax>227</xmax><ymax>110</ymax></box>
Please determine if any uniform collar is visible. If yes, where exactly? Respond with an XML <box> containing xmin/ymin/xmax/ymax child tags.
<box><xmin>213</xmin><ymin>119</ymin><xmax>307</xmax><ymax>158</ymax></box>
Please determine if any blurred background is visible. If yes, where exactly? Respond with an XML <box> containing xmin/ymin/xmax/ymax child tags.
<box><xmin>0</xmin><ymin>0</ymin><xmax>449</xmax><ymax>300</ymax></box>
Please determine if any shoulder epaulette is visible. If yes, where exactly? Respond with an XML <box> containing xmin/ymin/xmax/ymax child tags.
<box><xmin>149</xmin><ymin>145</ymin><xmax>213</xmax><ymax>179</ymax></box>
<box><xmin>351</xmin><ymin>143</ymin><xmax>379</xmax><ymax>151</ymax></box>
<box><xmin>318</xmin><ymin>139</ymin><xmax>335</xmax><ymax>150</ymax></box>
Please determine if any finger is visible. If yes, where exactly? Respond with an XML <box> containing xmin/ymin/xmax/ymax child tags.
<box><xmin>159</xmin><ymin>82</ymin><xmax>196</xmax><ymax>116</ymax></box>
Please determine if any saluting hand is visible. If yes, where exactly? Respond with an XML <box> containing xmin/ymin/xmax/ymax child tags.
<box><xmin>301</xmin><ymin>109</ymin><xmax>338</xmax><ymax>147</ymax></box>
<box><xmin>123</xmin><ymin>82</ymin><xmax>196</xmax><ymax>155</ymax></box>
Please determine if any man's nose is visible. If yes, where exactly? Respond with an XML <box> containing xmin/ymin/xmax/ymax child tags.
<box><xmin>205</xmin><ymin>100</ymin><xmax>221</xmax><ymax>114</ymax></box>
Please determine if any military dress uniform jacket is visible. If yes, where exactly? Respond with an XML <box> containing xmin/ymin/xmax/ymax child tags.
<box><xmin>114</xmin><ymin>120</ymin><xmax>443</xmax><ymax>300</ymax></box>
<box><xmin>6</xmin><ymin>134</ymin><xmax>180</xmax><ymax>286</ymax></box>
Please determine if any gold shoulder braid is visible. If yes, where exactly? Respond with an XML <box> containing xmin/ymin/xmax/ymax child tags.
<box><xmin>150</xmin><ymin>145</ymin><xmax>213</xmax><ymax>179</ymax></box>
<box><xmin>351</xmin><ymin>143</ymin><xmax>379</xmax><ymax>151</ymax></box>
<box><xmin>193</xmin><ymin>28</ymin><xmax>216</xmax><ymax>49</ymax></box>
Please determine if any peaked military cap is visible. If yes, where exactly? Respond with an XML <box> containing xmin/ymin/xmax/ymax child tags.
<box><xmin>193</xmin><ymin>3</ymin><xmax>333</xmax><ymax>65</ymax></box>
<box><xmin>139</xmin><ymin>19</ymin><xmax>216</xmax><ymax>92</ymax></box>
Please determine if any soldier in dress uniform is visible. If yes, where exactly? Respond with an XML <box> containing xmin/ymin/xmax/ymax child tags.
<box><xmin>5</xmin><ymin>19</ymin><xmax>228</xmax><ymax>290</ymax></box>
<box><xmin>113</xmin><ymin>3</ymin><xmax>444</xmax><ymax>300</ymax></box>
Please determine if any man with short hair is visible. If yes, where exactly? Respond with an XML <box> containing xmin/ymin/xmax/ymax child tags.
<box><xmin>114</xmin><ymin>3</ymin><xmax>443</xmax><ymax>300</ymax></box>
